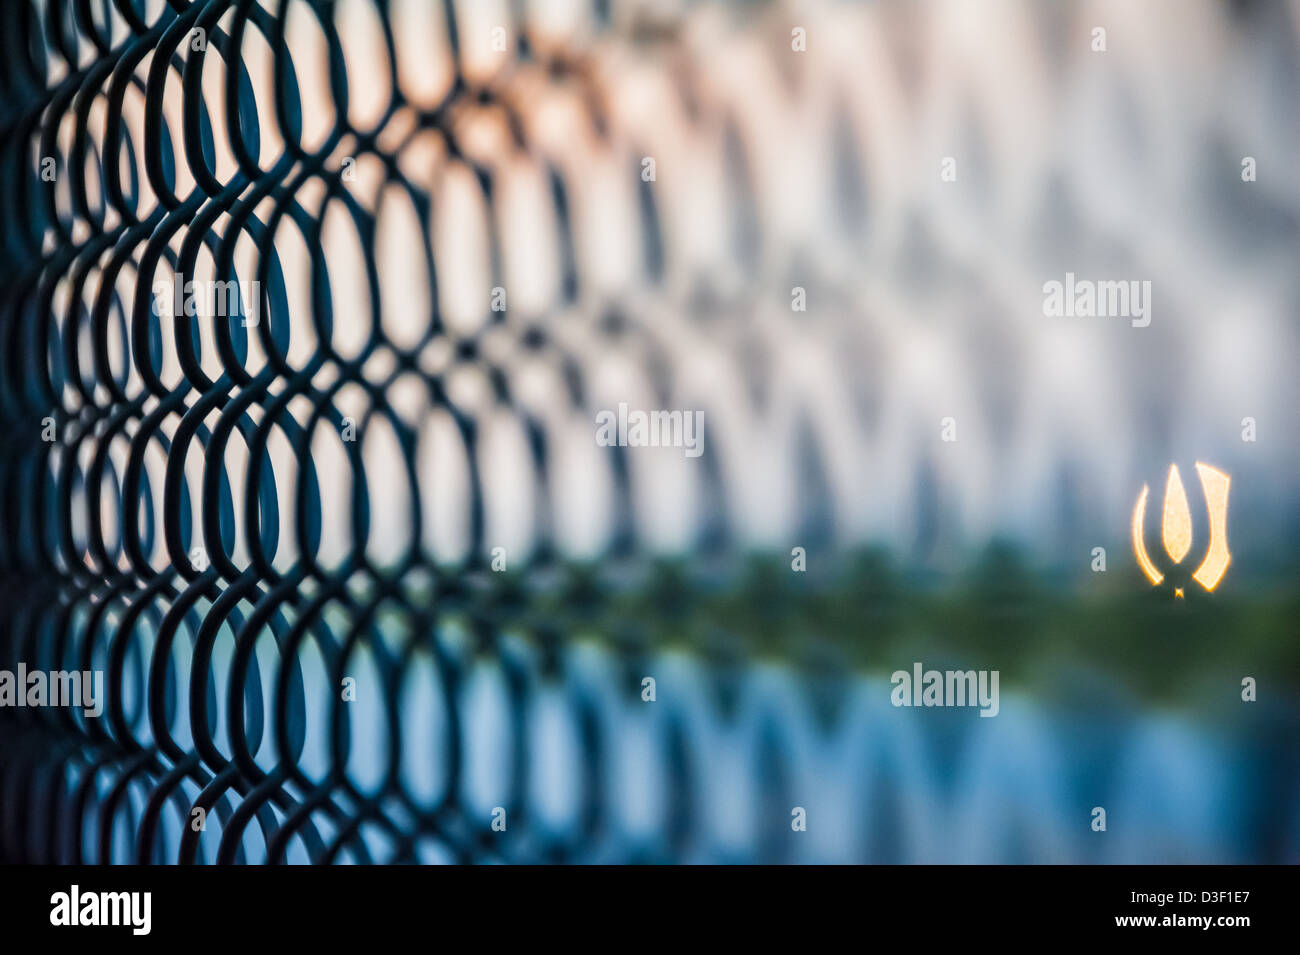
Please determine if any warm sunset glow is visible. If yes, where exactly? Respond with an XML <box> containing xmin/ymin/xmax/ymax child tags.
<box><xmin>1132</xmin><ymin>483</ymin><xmax>1164</xmax><ymax>586</ymax></box>
<box><xmin>1161</xmin><ymin>465</ymin><xmax>1194</xmax><ymax>564</ymax></box>
<box><xmin>1133</xmin><ymin>463</ymin><xmax>1232</xmax><ymax>593</ymax></box>
<box><xmin>1192</xmin><ymin>462</ymin><xmax>1232</xmax><ymax>592</ymax></box>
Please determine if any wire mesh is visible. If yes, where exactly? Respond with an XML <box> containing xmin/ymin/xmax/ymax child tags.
<box><xmin>1</xmin><ymin>0</ymin><xmax>1298</xmax><ymax>863</ymax></box>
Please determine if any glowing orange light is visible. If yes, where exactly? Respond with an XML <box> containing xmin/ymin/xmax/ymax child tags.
<box><xmin>1161</xmin><ymin>465</ymin><xmax>1193</xmax><ymax>564</ymax></box>
<box><xmin>1191</xmin><ymin>462</ymin><xmax>1231</xmax><ymax>591</ymax></box>
<box><xmin>1131</xmin><ymin>484</ymin><xmax>1163</xmax><ymax>586</ymax></box>
<box><xmin>1132</xmin><ymin>462</ymin><xmax>1231</xmax><ymax>593</ymax></box>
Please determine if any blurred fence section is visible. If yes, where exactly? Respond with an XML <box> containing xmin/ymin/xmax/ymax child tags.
<box><xmin>0</xmin><ymin>0</ymin><xmax>1297</xmax><ymax>863</ymax></box>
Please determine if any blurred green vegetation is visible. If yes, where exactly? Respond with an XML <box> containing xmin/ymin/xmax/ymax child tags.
<box><xmin>438</xmin><ymin>544</ymin><xmax>1300</xmax><ymax>710</ymax></box>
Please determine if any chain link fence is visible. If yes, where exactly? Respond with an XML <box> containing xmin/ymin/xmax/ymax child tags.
<box><xmin>1</xmin><ymin>0</ymin><xmax>1297</xmax><ymax>863</ymax></box>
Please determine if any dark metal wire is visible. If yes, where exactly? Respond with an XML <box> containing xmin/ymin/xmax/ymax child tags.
<box><xmin>1</xmin><ymin>0</ymin><xmax>1297</xmax><ymax>866</ymax></box>
<box><xmin>0</xmin><ymin>0</ymin><xmax>681</xmax><ymax>864</ymax></box>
